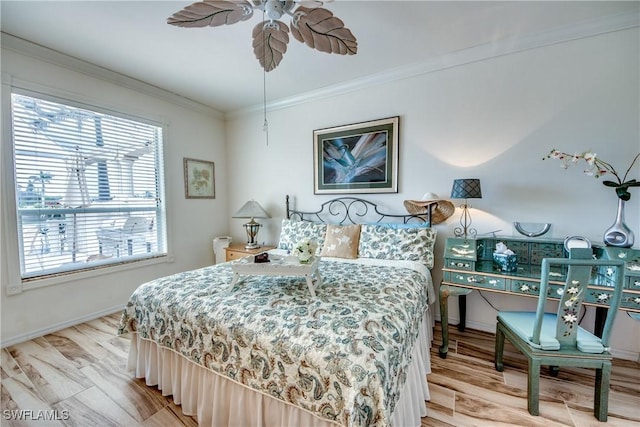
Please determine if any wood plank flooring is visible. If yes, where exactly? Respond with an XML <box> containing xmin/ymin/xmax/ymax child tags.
<box><xmin>1</xmin><ymin>314</ymin><xmax>638</xmax><ymax>426</ymax></box>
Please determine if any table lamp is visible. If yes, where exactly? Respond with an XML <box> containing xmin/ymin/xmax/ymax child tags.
<box><xmin>233</xmin><ymin>200</ymin><xmax>271</xmax><ymax>249</ymax></box>
<box><xmin>450</xmin><ymin>179</ymin><xmax>482</xmax><ymax>239</ymax></box>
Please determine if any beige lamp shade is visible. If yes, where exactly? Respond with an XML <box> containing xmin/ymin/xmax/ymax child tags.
<box><xmin>233</xmin><ymin>200</ymin><xmax>271</xmax><ymax>219</ymax></box>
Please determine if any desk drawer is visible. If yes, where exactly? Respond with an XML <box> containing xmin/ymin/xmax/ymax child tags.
<box><xmin>510</xmin><ymin>279</ymin><xmax>539</xmax><ymax>296</ymax></box>
<box><xmin>585</xmin><ymin>288</ymin><xmax>614</xmax><ymax>307</ymax></box>
<box><xmin>621</xmin><ymin>292</ymin><xmax>640</xmax><ymax>310</ymax></box>
<box><xmin>545</xmin><ymin>285</ymin><xmax>617</xmax><ymax>308</ymax></box>
<box><xmin>626</xmin><ymin>276</ymin><xmax>640</xmax><ymax>291</ymax></box>
<box><xmin>528</xmin><ymin>242</ymin><xmax>564</xmax><ymax>265</ymax></box>
<box><xmin>444</xmin><ymin>258</ymin><xmax>475</xmax><ymax>271</ymax></box>
<box><xmin>449</xmin><ymin>272</ymin><xmax>506</xmax><ymax>290</ymax></box>
<box><xmin>547</xmin><ymin>284</ymin><xmax>564</xmax><ymax>300</ymax></box>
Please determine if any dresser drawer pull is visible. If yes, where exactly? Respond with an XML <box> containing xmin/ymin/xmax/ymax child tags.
<box><xmin>450</xmin><ymin>261</ymin><xmax>471</xmax><ymax>268</ymax></box>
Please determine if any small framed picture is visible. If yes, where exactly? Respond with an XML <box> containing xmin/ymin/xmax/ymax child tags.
<box><xmin>184</xmin><ymin>158</ymin><xmax>215</xmax><ymax>199</ymax></box>
<box><xmin>313</xmin><ymin>116</ymin><xmax>399</xmax><ymax>194</ymax></box>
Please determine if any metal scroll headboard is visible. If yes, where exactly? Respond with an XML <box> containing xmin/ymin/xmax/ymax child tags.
<box><xmin>285</xmin><ymin>195</ymin><xmax>432</xmax><ymax>226</ymax></box>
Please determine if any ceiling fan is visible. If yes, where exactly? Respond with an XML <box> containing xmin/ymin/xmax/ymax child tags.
<box><xmin>167</xmin><ymin>0</ymin><xmax>358</xmax><ymax>72</ymax></box>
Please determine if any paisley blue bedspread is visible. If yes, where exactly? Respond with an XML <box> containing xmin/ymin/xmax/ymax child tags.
<box><xmin>118</xmin><ymin>257</ymin><xmax>432</xmax><ymax>426</ymax></box>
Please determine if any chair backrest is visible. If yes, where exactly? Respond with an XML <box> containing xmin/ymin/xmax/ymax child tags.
<box><xmin>534</xmin><ymin>248</ymin><xmax>625</xmax><ymax>351</ymax></box>
<box><xmin>122</xmin><ymin>217</ymin><xmax>150</xmax><ymax>234</ymax></box>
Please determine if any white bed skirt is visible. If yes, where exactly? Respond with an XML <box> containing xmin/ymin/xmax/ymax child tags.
<box><xmin>128</xmin><ymin>309</ymin><xmax>433</xmax><ymax>427</ymax></box>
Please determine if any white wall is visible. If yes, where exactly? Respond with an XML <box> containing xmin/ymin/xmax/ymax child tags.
<box><xmin>226</xmin><ymin>28</ymin><xmax>640</xmax><ymax>359</ymax></box>
<box><xmin>1</xmin><ymin>26</ymin><xmax>638</xmax><ymax>361</ymax></box>
<box><xmin>1</xmin><ymin>45</ymin><xmax>227</xmax><ymax>344</ymax></box>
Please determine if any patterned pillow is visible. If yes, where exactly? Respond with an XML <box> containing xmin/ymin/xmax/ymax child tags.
<box><xmin>358</xmin><ymin>224</ymin><xmax>437</xmax><ymax>268</ymax></box>
<box><xmin>277</xmin><ymin>219</ymin><xmax>327</xmax><ymax>254</ymax></box>
<box><xmin>320</xmin><ymin>224</ymin><xmax>361</xmax><ymax>259</ymax></box>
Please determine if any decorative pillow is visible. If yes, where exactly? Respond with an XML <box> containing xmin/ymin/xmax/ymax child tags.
<box><xmin>277</xmin><ymin>219</ymin><xmax>327</xmax><ymax>254</ymax></box>
<box><xmin>320</xmin><ymin>224</ymin><xmax>361</xmax><ymax>259</ymax></box>
<box><xmin>358</xmin><ymin>224</ymin><xmax>437</xmax><ymax>268</ymax></box>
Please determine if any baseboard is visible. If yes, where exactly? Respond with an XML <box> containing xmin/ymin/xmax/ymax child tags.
<box><xmin>436</xmin><ymin>315</ymin><xmax>640</xmax><ymax>362</ymax></box>
<box><xmin>0</xmin><ymin>304</ymin><xmax>124</xmax><ymax>348</ymax></box>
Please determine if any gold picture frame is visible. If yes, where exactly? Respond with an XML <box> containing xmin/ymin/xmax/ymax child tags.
<box><xmin>313</xmin><ymin>116</ymin><xmax>399</xmax><ymax>194</ymax></box>
<box><xmin>184</xmin><ymin>158</ymin><xmax>215</xmax><ymax>199</ymax></box>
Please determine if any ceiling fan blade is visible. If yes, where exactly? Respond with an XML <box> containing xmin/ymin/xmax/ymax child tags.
<box><xmin>291</xmin><ymin>6</ymin><xmax>357</xmax><ymax>55</ymax></box>
<box><xmin>167</xmin><ymin>0</ymin><xmax>254</xmax><ymax>28</ymax></box>
<box><xmin>252</xmin><ymin>21</ymin><xmax>290</xmax><ymax>72</ymax></box>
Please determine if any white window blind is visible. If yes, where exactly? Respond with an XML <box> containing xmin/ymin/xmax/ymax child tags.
<box><xmin>11</xmin><ymin>92</ymin><xmax>167</xmax><ymax>280</ymax></box>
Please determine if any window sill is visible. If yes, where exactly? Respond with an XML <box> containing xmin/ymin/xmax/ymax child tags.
<box><xmin>7</xmin><ymin>253</ymin><xmax>174</xmax><ymax>295</ymax></box>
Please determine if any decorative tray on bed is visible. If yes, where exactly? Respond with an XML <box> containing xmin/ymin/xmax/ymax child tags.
<box><xmin>229</xmin><ymin>254</ymin><xmax>323</xmax><ymax>297</ymax></box>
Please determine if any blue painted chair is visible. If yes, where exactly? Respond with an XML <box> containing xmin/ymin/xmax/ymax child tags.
<box><xmin>494</xmin><ymin>248</ymin><xmax>625</xmax><ymax>421</ymax></box>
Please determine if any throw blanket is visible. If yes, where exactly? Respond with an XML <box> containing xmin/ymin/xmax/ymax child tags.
<box><xmin>118</xmin><ymin>257</ymin><xmax>432</xmax><ymax>426</ymax></box>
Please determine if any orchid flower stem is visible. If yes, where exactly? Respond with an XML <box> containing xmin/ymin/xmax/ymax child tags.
<box><xmin>622</xmin><ymin>153</ymin><xmax>640</xmax><ymax>183</ymax></box>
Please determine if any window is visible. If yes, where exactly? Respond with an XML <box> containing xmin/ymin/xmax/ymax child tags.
<box><xmin>10</xmin><ymin>92</ymin><xmax>167</xmax><ymax>281</ymax></box>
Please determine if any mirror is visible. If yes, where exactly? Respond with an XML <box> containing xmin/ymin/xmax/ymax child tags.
<box><xmin>563</xmin><ymin>235</ymin><xmax>592</xmax><ymax>253</ymax></box>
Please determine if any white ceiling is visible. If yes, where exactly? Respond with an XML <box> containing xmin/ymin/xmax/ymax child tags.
<box><xmin>2</xmin><ymin>1</ymin><xmax>638</xmax><ymax>114</ymax></box>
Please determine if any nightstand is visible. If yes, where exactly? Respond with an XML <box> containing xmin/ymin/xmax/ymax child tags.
<box><xmin>225</xmin><ymin>243</ymin><xmax>276</xmax><ymax>262</ymax></box>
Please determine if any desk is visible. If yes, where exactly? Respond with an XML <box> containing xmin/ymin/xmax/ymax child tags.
<box><xmin>438</xmin><ymin>236</ymin><xmax>640</xmax><ymax>358</ymax></box>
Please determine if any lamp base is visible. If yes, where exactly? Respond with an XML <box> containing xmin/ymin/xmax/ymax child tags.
<box><xmin>453</xmin><ymin>203</ymin><xmax>477</xmax><ymax>239</ymax></box>
<box><xmin>243</xmin><ymin>219</ymin><xmax>261</xmax><ymax>250</ymax></box>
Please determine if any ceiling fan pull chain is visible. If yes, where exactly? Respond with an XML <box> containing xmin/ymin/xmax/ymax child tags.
<box><xmin>262</xmin><ymin>11</ymin><xmax>269</xmax><ymax>145</ymax></box>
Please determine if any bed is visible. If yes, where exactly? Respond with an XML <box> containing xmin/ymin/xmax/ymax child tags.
<box><xmin>118</xmin><ymin>196</ymin><xmax>438</xmax><ymax>426</ymax></box>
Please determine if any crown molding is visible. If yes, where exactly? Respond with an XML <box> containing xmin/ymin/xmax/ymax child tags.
<box><xmin>1</xmin><ymin>32</ymin><xmax>223</xmax><ymax>119</ymax></box>
<box><xmin>227</xmin><ymin>11</ymin><xmax>639</xmax><ymax>120</ymax></box>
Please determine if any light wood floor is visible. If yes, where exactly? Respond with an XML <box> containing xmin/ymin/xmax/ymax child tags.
<box><xmin>1</xmin><ymin>313</ymin><xmax>638</xmax><ymax>426</ymax></box>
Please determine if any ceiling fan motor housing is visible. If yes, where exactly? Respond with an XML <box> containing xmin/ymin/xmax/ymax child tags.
<box><xmin>264</xmin><ymin>0</ymin><xmax>289</xmax><ymax>20</ymax></box>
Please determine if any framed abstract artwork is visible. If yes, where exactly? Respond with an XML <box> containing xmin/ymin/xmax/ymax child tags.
<box><xmin>184</xmin><ymin>158</ymin><xmax>215</xmax><ymax>199</ymax></box>
<box><xmin>313</xmin><ymin>116</ymin><xmax>399</xmax><ymax>194</ymax></box>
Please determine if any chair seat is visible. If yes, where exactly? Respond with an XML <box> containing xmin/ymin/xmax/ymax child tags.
<box><xmin>497</xmin><ymin>311</ymin><xmax>605</xmax><ymax>353</ymax></box>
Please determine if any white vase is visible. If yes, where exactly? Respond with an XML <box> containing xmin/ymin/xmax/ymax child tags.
<box><xmin>603</xmin><ymin>198</ymin><xmax>634</xmax><ymax>248</ymax></box>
